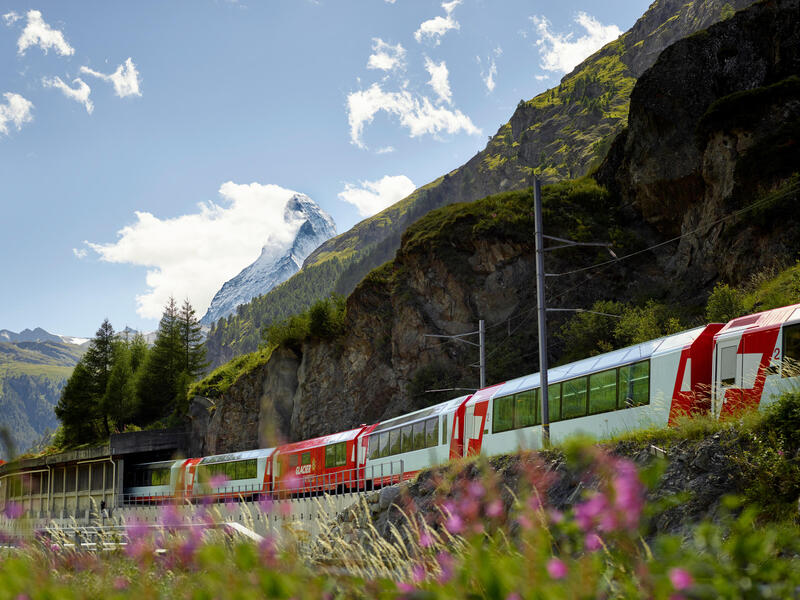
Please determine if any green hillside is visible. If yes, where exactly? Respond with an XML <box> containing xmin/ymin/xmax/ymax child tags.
<box><xmin>0</xmin><ymin>341</ymin><xmax>84</xmax><ymax>458</ymax></box>
<box><xmin>203</xmin><ymin>0</ymin><xmax>758</xmax><ymax>368</ymax></box>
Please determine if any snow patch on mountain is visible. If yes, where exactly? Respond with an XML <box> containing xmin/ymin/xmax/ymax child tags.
<box><xmin>200</xmin><ymin>193</ymin><xmax>336</xmax><ymax>326</ymax></box>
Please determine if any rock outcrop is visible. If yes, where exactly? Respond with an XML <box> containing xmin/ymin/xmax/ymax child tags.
<box><xmin>199</xmin><ymin>0</ymin><xmax>800</xmax><ymax>453</ymax></box>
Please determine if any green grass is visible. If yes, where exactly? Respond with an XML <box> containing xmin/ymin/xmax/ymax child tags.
<box><xmin>189</xmin><ymin>345</ymin><xmax>274</xmax><ymax>400</ymax></box>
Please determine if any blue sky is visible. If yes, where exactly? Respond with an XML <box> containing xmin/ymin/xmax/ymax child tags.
<box><xmin>0</xmin><ymin>0</ymin><xmax>650</xmax><ymax>337</ymax></box>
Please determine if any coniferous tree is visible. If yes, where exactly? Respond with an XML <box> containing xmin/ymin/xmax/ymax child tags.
<box><xmin>136</xmin><ymin>297</ymin><xmax>183</xmax><ymax>423</ymax></box>
<box><xmin>83</xmin><ymin>319</ymin><xmax>116</xmax><ymax>436</ymax></box>
<box><xmin>55</xmin><ymin>361</ymin><xmax>98</xmax><ymax>443</ymax></box>
<box><xmin>178</xmin><ymin>298</ymin><xmax>208</xmax><ymax>378</ymax></box>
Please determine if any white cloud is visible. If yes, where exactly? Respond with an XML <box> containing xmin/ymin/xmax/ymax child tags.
<box><xmin>367</xmin><ymin>38</ymin><xmax>406</xmax><ymax>72</ymax></box>
<box><xmin>376</xmin><ymin>146</ymin><xmax>395</xmax><ymax>154</ymax></box>
<box><xmin>83</xmin><ymin>182</ymin><xmax>310</xmax><ymax>319</ymax></box>
<box><xmin>42</xmin><ymin>76</ymin><xmax>93</xmax><ymax>114</ymax></box>
<box><xmin>477</xmin><ymin>54</ymin><xmax>498</xmax><ymax>93</ymax></box>
<box><xmin>0</xmin><ymin>93</ymin><xmax>34</xmax><ymax>135</ymax></box>
<box><xmin>3</xmin><ymin>11</ymin><xmax>21</xmax><ymax>26</ymax></box>
<box><xmin>338</xmin><ymin>175</ymin><xmax>416</xmax><ymax>217</ymax></box>
<box><xmin>347</xmin><ymin>82</ymin><xmax>480</xmax><ymax>148</ymax></box>
<box><xmin>80</xmin><ymin>58</ymin><xmax>141</xmax><ymax>98</ymax></box>
<box><xmin>532</xmin><ymin>12</ymin><xmax>621</xmax><ymax>73</ymax></box>
<box><xmin>414</xmin><ymin>0</ymin><xmax>461</xmax><ymax>45</ymax></box>
<box><xmin>72</xmin><ymin>247</ymin><xmax>87</xmax><ymax>259</ymax></box>
<box><xmin>16</xmin><ymin>10</ymin><xmax>74</xmax><ymax>56</ymax></box>
<box><xmin>424</xmin><ymin>57</ymin><xmax>452</xmax><ymax>105</ymax></box>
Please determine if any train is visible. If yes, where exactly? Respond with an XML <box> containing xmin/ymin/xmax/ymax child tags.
<box><xmin>122</xmin><ymin>302</ymin><xmax>800</xmax><ymax>504</ymax></box>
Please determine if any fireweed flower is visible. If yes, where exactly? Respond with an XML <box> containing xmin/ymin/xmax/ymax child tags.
<box><xmin>669</xmin><ymin>568</ymin><xmax>694</xmax><ymax>591</ymax></box>
<box><xmin>486</xmin><ymin>499</ymin><xmax>504</xmax><ymax>518</ymax></box>
<box><xmin>584</xmin><ymin>532</ymin><xmax>603</xmax><ymax>552</ymax></box>
<box><xmin>209</xmin><ymin>474</ymin><xmax>229</xmax><ymax>489</ymax></box>
<box><xmin>4</xmin><ymin>502</ymin><xmax>23</xmax><ymax>520</ymax></box>
<box><xmin>412</xmin><ymin>563</ymin><xmax>426</xmax><ymax>583</ymax></box>
<box><xmin>419</xmin><ymin>530</ymin><xmax>433</xmax><ymax>548</ymax></box>
<box><xmin>436</xmin><ymin>551</ymin><xmax>455</xmax><ymax>584</ymax></box>
<box><xmin>468</xmin><ymin>480</ymin><xmax>486</xmax><ymax>499</ymax></box>
<box><xmin>546</xmin><ymin>558</ymin><xmax>568</xmax><ymax>580</ymax></box>
<box><xmin>445</xmin><ymin>512</ymin><xmax>464</xmax><ymax>535</ymax></box>
<box><xmin>159</xmin><ymin>503</ymin><xmax>183</xmax><ymax>530</ymax></box>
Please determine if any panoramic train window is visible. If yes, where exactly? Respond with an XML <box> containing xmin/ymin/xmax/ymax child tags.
<box><xmin>301</xmin><ymin>452</ymin><xmax>311</xmax><ymax>466</ymax></box>
<box><xmin>562</xmin><ymin>377</ymin><xmax>588</xmax><ymax>419</ymax></box>
<box><xmin>425</xmin><ymin>417</ymin><xmax>439</xmax><ymax>447</ymax></box>
<box><xmin>619</xmin><ymin>361</ymin><xmax>650</xmax><ymax>407</ymax></box>
<box><xmin>151</xmin><ymin>468</ymin><xmax>170</xmax><ymax>486</ymax></box>
<box><xmin>368</xmin><ymin>436</ymin><xmax>380</xmax><ymax>459</ymax></box>
<box><xmin>514</xmin><ymin>390</ymin><xmax>537</xmax><ymax>429</ymax></box>
<box><xmin>390</xmin><ymin>429</ymin><xmax>402</xmax><ymax>455</ymax></box>
<box><xmin>783</xmin><ymin>324</ymin><xmax>800</xmax><ymax>377</ymax></box>
<box><xmin>442</xmin><ymin>415</ymin><xmax>448</xmax><ymax>445</ymax></box>
<box><xmin>413</xmin><ymin>421</ymin><xmax>426</xmax><ymax>450</ymax></box>
<box><xmin>589</xmin><ymin>369</ymin><xmax>617</xmax><ymax>414</ymax></box>
<box><xmin>548</xmin><ymin>383</ymin><xmax>562</xmax><ymax>422</ymax></box>
<box><xmin>401</xmin><ymin>425</ymin><xmax>413</xmax><ymax>453</ymax></box>
<box><xmin>492</xmin><ymin>395</ymin><xmax>514</xmax><ymax>433</ymax></box>
<box><xmin>379</xmin><ymin>433</ymin><xmax>389</xmax><ymax>458</ymax></box>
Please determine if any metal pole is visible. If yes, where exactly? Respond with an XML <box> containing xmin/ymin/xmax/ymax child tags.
<box><xmin>478</xmin><ymin>319</ymin><xmax>486</xmax><ymax>388</ymax></box>
<box><xmin>534</xmin><ymin>178</ymin><xmax>550</xmax><ymax>447</ymax></box>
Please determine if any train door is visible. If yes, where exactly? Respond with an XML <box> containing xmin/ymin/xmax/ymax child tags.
<box><xmin>713</xmin><ymin>337</ymin><xmax>743</xmax><ymax>417</ymax></box>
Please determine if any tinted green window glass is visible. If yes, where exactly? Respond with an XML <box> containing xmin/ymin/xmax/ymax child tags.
<box><xmin>442</xmin><ymin>415</ymin><xmax>448</xmax><ymax>445</ymax></box>
<box><xmin>401</xmin><ymin>425</ymin><xmax>413</xmax><ymax>452</ymax></box>
<box><xmin>562</xmin><ymin>377</ymin><xmax>587</xmax><ymax>419</ymax></box>
<box><xmin>389</xmin><ymin>429</ymin><xmax>401</xmax><ymax>455</ymax></box>
<box><xmin>514</xmin><ymin>390</ymin><xmax>537</xmax><ymax>429</ymax></box>
<box><xmin>619</xmin><ymin>361</ymin><xmax>650</xmax><ymax>407</ymax></box>
<box><xmin>413</xmin><ymin>422</ymin><xmax>426</xmax><ymax>450</ymax></box>
<box><xmin>547</xmin><ymin>383</ymin><xmax>562</xmax><ymax>422</ymax></box>
<box><xmin>325</xmin><ymin>444</ymin><xmax>336</xmax><ymax>467</ymax></box>
<box><xmin>368</xmin><ymin>435</ymin><xmax>380</xmax><ymax>459</ymax></box>
<box><xmin>379</xmin><ymin>433</ymin><xmax>390</xmax><ymax>458</ymax></box>
<box><xmin>784</xmin><ymin>324</ymin><xmax>800</xmax><ymax>377</ymax></box>
<box><xmin>425</xmin><ymin>418</ymin><xmax>439</xmax><ymax>447</ymax></box>
<box><xmin>492</xmin><ymin>395</ymin><xmax>514</xmax><ymax>433</ymax></box>
<box><xmin>245</xmin><ymin>459</ymin><xmax>257</xmax><ymax>479</ymax></box>
<box><xmin>589</xmin><ymin>369</ymin><xmax>617</xmax><ymax>414</ymax></box>
<box><xmin>301</xmin><ymin>452</ymin><xmax>311</xmax><ymax>465</ymax></box>
<box><xmin>336</xmin><ymin>442</ymin><xmax>347</xmax><ymax>467</ymax></box>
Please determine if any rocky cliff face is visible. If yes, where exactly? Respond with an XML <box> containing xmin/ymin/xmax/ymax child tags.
<box><xmin>599</xmin><ymin>0</ymin><xmax>800</xmax><ymax>294</ymax></box>
<box><xmin>200</xmin><ymin>194</ymin><xmax>336</xmax><ymax>326</ymax></box>
<box><xmin>204</xmin><ymin>0</ymin><xmax>754</xmax><ymax>369</ymax></box>
<box><xmin>199</xmin><ymin>0</ymin><xmax>800</xmax><ymax>452</ymax></box>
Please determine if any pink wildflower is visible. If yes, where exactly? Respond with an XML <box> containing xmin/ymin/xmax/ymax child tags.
<box><xmin>468</xmin><ymin>481</ymin><xmax>486</xmax><ymax>498</ymax></box>
<box><xmin>516</xmin><ymin>514</ymin><xmax>533</xmax><ymax>530</ymax></box>
<box><xmin>548</xmin><ymin>509</ymin><xmax>564</xmax><ymax>524</ymax></box>
<box><xmin>584</xmin><ymin>532</ymin><xmax>603</xmax><ymax>551</ymax></box>
<box><xmin>4</xmin><ymin>502</ymin><xmax>23</xmax><ymax>520</ymax></box>
<box><xmin>396</xmin><ymin>582</ymin><xmax>414</xmax><ymax>593</ymax></box>
<box><xmin>49</xmin><ymin>543</ymin><xmax>60</xmax><ymax>553</ymax></box>
<box><xmin>436</xmin><ymin>551</ymin><xmax>455</xmax><ymax>584</ymax></box>
<box><xmin>546</xmin><ymin>557</ymin><xmax>568</xmax><ymax>580</ymax></box>
<box><xmin>669</xmin><ymin>568</ymin><xmax>693</xmax><ymax>591</ymax></box>
<box><xmin>486</xmin><ymin>499</ymin><xmax>504</xmax><ymax>518</ymax></box>
<box><xmin>445</xmin><ymin>513</ymin><xmax>464</xmax><ymax>534</ymax></box>
<box><xmin>506</xmin><ymin>594</ymin><xmax>522</xmax><ymax>600</ymax></box>
<box><xmin>412</xmin><ymin>563</ymin><xmax>426</xmax><ymax>583</ymax></box>
<box><xmin>113</xmin><ymin>577</ymin><xmax>129</xmax><ymax>591</ymax></box>
<box><xmin>419</xmin><ymin>530</ymin><xmax>433</xmax><ymax>548</ymax></box>
<box><xmin>209</xmin><ymin>474</ymin><xmax>228</xmax><ymax>488</ymax></box>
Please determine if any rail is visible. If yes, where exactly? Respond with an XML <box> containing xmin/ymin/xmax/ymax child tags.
<box><xmin>116</xmin><ymin>461</ymin><xmax>406</xmax><ymax>506</ymax></box>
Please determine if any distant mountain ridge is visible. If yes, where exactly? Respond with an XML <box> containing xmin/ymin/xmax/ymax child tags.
<box><xmin>0</xmin><ymin>327</ymin><xmax>87</xmax><ymax>345</ymax></box>
<box><xmin>0</xmin><ymin>333</ymin><xmax>86</xmax><ymax>459</ymax></box>
<box><xmin>204</xmin><ymin>0</ymin><xmax>758</xmax><ymax>369</ymax></box>
<box><xmin>200</xmin><ymin>193</ymin><xmax>336</xmax><ymax>327</ymax></box>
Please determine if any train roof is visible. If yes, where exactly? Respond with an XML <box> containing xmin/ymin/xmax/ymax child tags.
<box><xmin>715</xmin><ymin>303</ymin><xmax>800</xmax><ymax>340</ymax></box>
<box><xmin>198</xmin><ymin>448</ymin><xmax>276</xmax><ymax>464</ymax></box>
<box><xmin>494</xmin><ymin>325</ymin><xmax>711</xmax><ymax>399</ymax></box>
<box><xmin>368</xmin><ymin>395</ymin><xmax>469</xmax><ymax>435</ymax></box>
<box><xmin>464</xmin><ymin>383</ymin><xmax>506</xmax><ymax>408</ymax></box>
<box><xmin>276</xmin><ymin>427</ymin><xmax>366</xmax><ymax>454</ymax></box>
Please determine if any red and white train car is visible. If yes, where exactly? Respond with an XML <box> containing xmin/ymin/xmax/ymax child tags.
<box><xmin>461</xmin><ymin>323</ymin><xmax>722</xmax><ymax>455</ymax></box>
<box><xmin>272</xmin><ymin>427</ymin><xmax>367</xmax><ymax>495</ymax></box>
<box><xmin>712</xmin><ymin>303</ymin><xmax>800</xmax><ymax>418</ymax></box>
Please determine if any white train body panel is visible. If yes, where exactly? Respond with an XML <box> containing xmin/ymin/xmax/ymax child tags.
<box><xmin>364</xmin><ymin>396</ymin><xmax>468</xmax><ymax>481</ymax></box>
<box><xmin>190</xmin><ymin>448</ymin><xmax>275</xmax><ymax>497</ymax></box>
<box><xmin>466</xmin><ymin>326</ymin><xmax>717</xmax><ymax>457</ymax></box>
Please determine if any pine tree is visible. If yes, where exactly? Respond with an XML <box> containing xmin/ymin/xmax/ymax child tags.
<box><xmin>178</xmin><ymin>298</ymin><xmax>208</xmax><ymax>378</ymax></box>
<box><xmin>55</xmin><ymin>361</ymin><xmax>98</xmax><ymax>443</ymax></box>
<box><xmin>83</xmin><ymin>319</ymin><xmax>116</xmax><ymax>436</ymax></box>
<box><xmin>136</xmin><ymin>297</ymin><xmax>183</xmax><ymax>423</ymax></box>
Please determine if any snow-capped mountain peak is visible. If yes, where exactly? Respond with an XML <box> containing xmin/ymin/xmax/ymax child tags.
<box><xmin>200</xmin><ymin>193</ymin><xmax>336</xmax><ymax>326</ymax></box>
